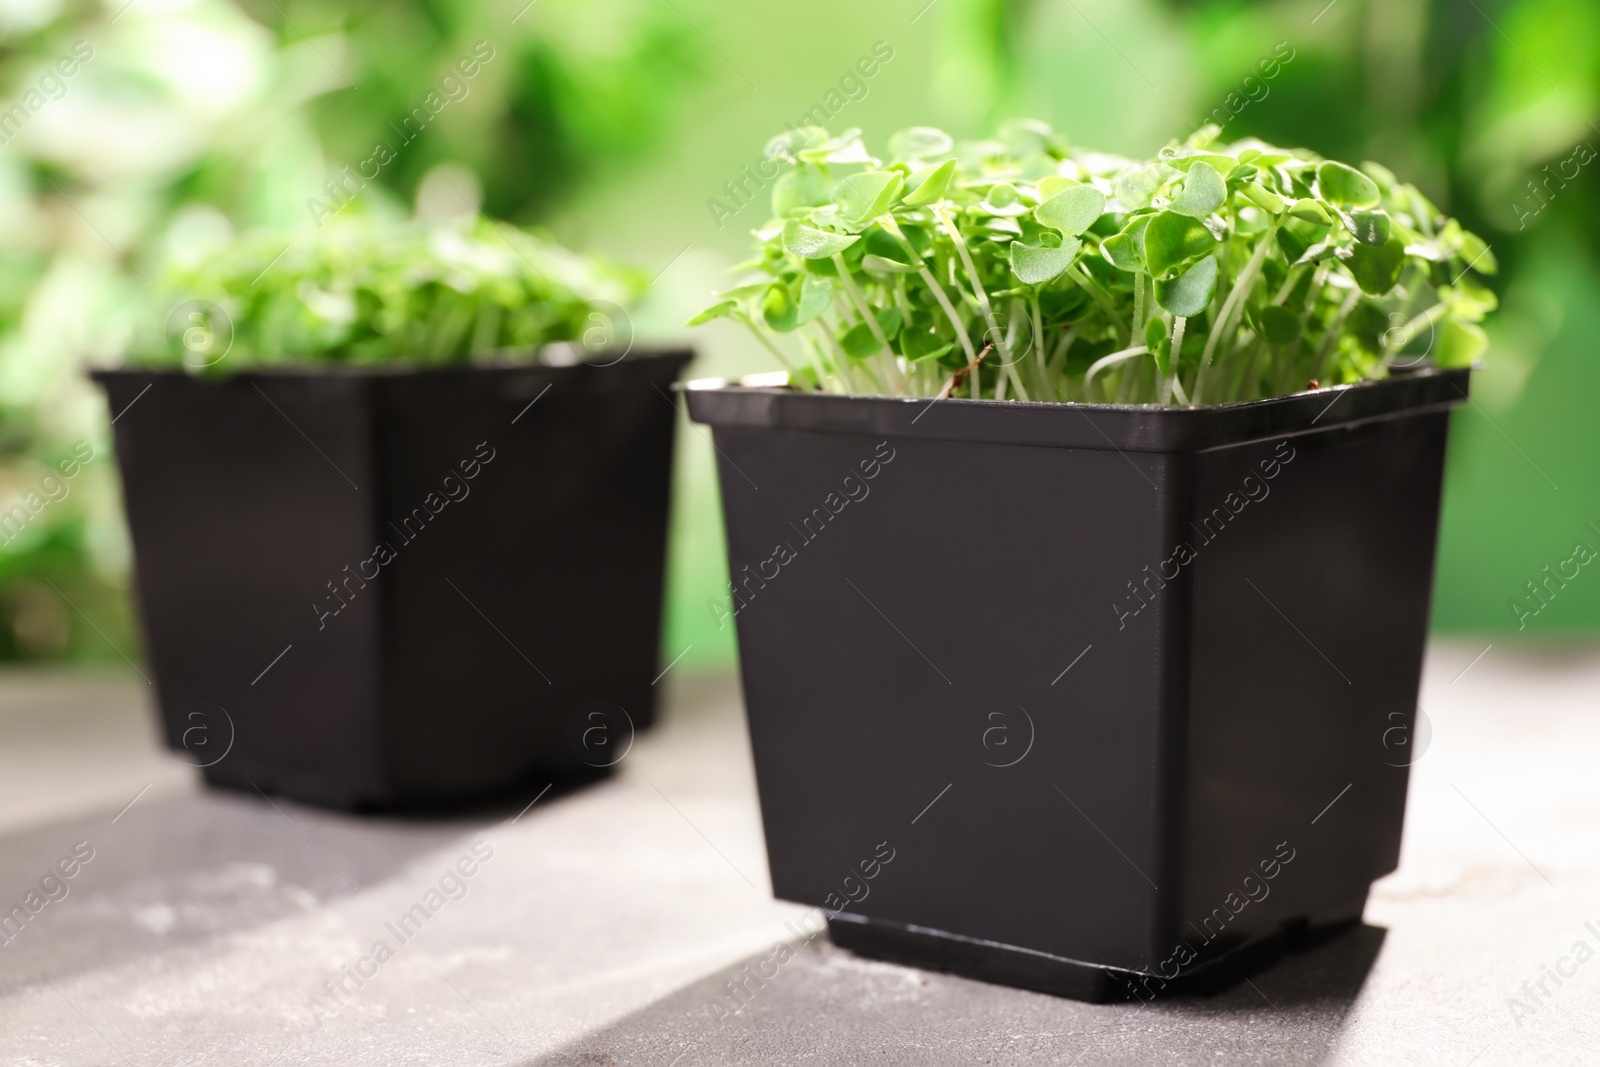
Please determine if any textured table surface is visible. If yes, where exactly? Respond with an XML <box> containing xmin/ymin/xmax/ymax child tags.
<box><xmin>0</xmin><ymin>642</ymin><xmax>1596</xmax><ymax>1066</ymax></box>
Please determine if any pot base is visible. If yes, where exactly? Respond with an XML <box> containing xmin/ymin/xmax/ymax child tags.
<box><xmin>827</xmin><ymin>894</ymin><xmax>1367</xmax><ymax>1003</ymax></box>
<box><xmin>201</xmin><ymin>754</ymin><xmax>608</xmax><ymax>814</ymax></box>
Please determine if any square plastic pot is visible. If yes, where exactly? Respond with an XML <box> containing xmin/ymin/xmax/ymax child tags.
<box><xmin>686</xmin><ymin>367</ymin><xmax>1468</xmax><ymax>1001</ymax></box>
<box><xmin>94</xmin><ymin>351</ymin><xmax>690</xmax><ymax>810</ymax></box>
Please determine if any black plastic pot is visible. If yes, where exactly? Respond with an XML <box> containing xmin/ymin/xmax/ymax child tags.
<box><xmin>686</xmin><ymin>367</ymin><xmax>1467</xmax><ymax>1001</ymax></box>
<box><xmin>95</xmin><ymin>350</ymin><xmax>690</xmax><ymax>810</ymax></box>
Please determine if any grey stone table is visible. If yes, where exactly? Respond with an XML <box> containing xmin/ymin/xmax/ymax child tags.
<box><xmin>1</xmin><ymin>643</ymin><xmax>1596</xmax><ymax>1066</ymax></box>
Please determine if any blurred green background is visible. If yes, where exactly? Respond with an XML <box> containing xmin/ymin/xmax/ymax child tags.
<box><xmin>1</xmin><ymin>0</ymin><xmax>1596</xmax><ymax>671</ymax></box>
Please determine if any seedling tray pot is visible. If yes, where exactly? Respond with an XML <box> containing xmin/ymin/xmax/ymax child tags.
<box><xmin>95</xmin><ymin>351</ymin><xmax>690</xmax><ymax>810</ymax></box>
<box><xmin>686</xmin><ymin>368</ymin><xmax>1467</xmax><ymax>1001</ymax></box>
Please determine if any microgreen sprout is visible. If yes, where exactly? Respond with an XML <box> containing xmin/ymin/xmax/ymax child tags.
<box><xmin>136</xmin><ymin>217</ymin><xmax>643</xmax><ymax>372</ymax></box>
<box><xmin>693</xmin><ymin>121</ymin><xmax>1497</xmax><ymax>405</ymax></box>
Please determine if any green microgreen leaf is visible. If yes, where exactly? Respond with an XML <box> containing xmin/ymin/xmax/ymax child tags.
<box><xmin>1144</xmin><ymin>210</ymin><xmax>1217</xmax><ymax>276</ymax></box>
<box><xmin>1011</xmin><ymin>237</ymin><xmax>1082</xmax><ymax>285</ymax></box>
<box><xmin>1168</xmin><ymin>160</ymin><xmax>1227</xmax><ymax>218</ymax></box>
<box><xmin>840</xmin><ymin>321</ymin><xmax>881</xmax><ymax>359</ymax></box>
<box><xmin>1316</xmin><ymin>161</ymin><xmax>1381</xmax><ymax>209</ymax></box>
<box><xmin>1155</xmin><ymin>254</ymin><xmax>1218</xmax><ymax>317</ymax></box>
<box><xmin>836</xmin><ymin>171</ymin><xmax>905</xmax><ymax>222</ymax></box>
<box><xmin>1256</xmin><ymin>305</ymin><xmax>1301</xmax><ymax>345</ymax></box>
<box><xmin>1344</xmin><ymin>209</ymin><xmax>1391</xmax><ymax>246</ymax></box>
<box><xmin>1036</xmin><ymin>185</ymin><xmax>1107</xmax><ymax>236</ymax></box>
<box><xmin>762</xmin><ymin>283</ymin><xmax>799</xmax><ymax>332</ymax></box>
<box><xmin>797</xmin><ymin>274</ymin><xmax>834</xmax><ymax>326</ymax></box>
<box><xmin>1037</xmin><ymin>176</ymin><xmax>1079</xmax><ymax>200</ymax></box>
<box><xmin>1113</xmin><ymin>165</ymin><xmax>1164</xmax><ymax>210</ymax></box>
<box><xmin>903</xmin><ymin>159</ymin><xmax>957</xmax><ymax>206</ymax></box>
<box><xmin>1348</xmin><ymin>235</ymin><xmax>1406</xmax><ymax>294</ymax></box>
<box><xmin>1238</xmin><ymin>181</ymin><xmax>1286</xmax><ymax>215</ymax></box>
<box><xmin>772</xmin><ymin>166</ymin><xmax>834</xmax><ymax>216</ymax></box>
<box><xmin>691</xmin><ymin>120</ymin><xmax>1498</xmax><ymax>407</ymax></box>
<box><xmin>782</xmin><ymin>219</ymin><xmax>860</xmax><ymax>259</ymax></box>
<box><xmin>981</xmin><ymin>182</ymin><xmax>1030</xmax><ymax>217</ymax></box>
<box><xmin>1288</xmin><ymin>199</ymin><xmax>1334</xmax><ymax>225</ymax></box>
<box><xmin>1163</xmin><ymin>151</ymin><xmax>1240</xmax><ymax>179</ymax></box>
<box><xmin>888</xmin><ymin>127</ymin><xmax>955</xmax><ymax>161</ymax></box>
<box><xmin>1436</xmin><ymin>317</ymin><xmax>1488</xmax><ymax>367</ymax></box>
<box><xmin>687</xmin><ymin>300</ymin><xmax>737</xmax><ymax>326</ymax></box>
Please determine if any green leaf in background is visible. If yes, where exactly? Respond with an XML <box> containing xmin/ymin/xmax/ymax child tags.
<box><xmin>1036</xmin><ymin>185</ymin><xmax>1106</xmax><ymax>236</ymax></box>
<box><xmin>797</xmin><ymin>274</ymin><xmax>834</xmax><ymax>326</ymax></box>
<box><xmin>836</xmin><ymin>171</ymin><xmax>904</xmax><ymax>222</ymax></box>
<box><xmin>687</xmin><ymin>300</ymin><xmax>738</xmax><ymax>326</ymax></box>
<box><xmin>1011</xmin><ymin>237</ymin><xmax>1081</xmax><ymax>284</ymax></box>
<box><xmin>1143</xmin><ymin>315</ymin><xmax>1174</xmax><ymax>374</ymax></box>
<box><xmin>1238</xmin><ymin>181</ymin><xmax>1286</xmax><ymax>215</ymax></box>
<box><xmin>1345</xmin><ymin>209</ymin><xmax>1392</xmax><ymax>246</ymax></box>
<box><xmin>1256</xmin><ymin>305</ymin><xmax>1301</xmax><ymax>345</ymax></box>
<box><xmin>773</xmin><ymin>166</ymin><xmax>834</xmax><ymax>216</ymax></box>
<box><xmin>1288</xmin><ymin>199</ymin><xmax>1335</xmax><ymax>225</ymax></box>
<box><xmin>904</xmin><ymin>159</ymin><xmax>958</xmax><ymax>206</ymax></box>
<box><xmin>1165</xmin><ymin>152</ymin><xmax>1239</xmax><ymax>179</ymax></box>
<box><xmin>1348</xmin><ymin>236</ymin><xmax>1406</xmax><ymax>294</ymax></box>
<box><xmin>1155</xmin><ymin>255</ymin><xmax>1218</xmax><ymax>317</ymax></box>
<box><xmin>138</xmin><ymin>219</ymin><xmax>642</xmax><ymax>370</ymax></box>
<box><xmin>981</xmin><ymin>182</ymin><xmax>1031</xmax><ymax>216</ymax></box>
<box><xmin>1316</xmin><ymin>161</ymin><xmax>1381</xmax><ymax>209</ymax></box>
<box><xmin>782</xmin><ymin>220</ymin><xmax>860</xmax><ymax>259</ymax></box>
<box><xmin>1443</xmin><ymin>281</ymin><xmax>1499</xmax><ymax>320</ymax></box>
<box><xmin>762</xmin><ymin>284</ymin><xmax>799</xmax><ymax>332</ymax></box>
<box><xmin>840</xmin><ymin>322</ymin><xmax>882</xmax><ymax>358</ymax></box>
<box><xmin>1457</xmin><ymin>229</ymin><xmax>1499</xmax><ymax>274</ymax></box>
<box><xmin>798</xmin><ymin>128</ymin><xmax>873</xmax><ymax>165</ymax></box>
<box><xmin>1436</xmin><ymin>317</ymin><xmax>1489</xmax><ymax>367</ymax></box>
<box><xmin>901</xmin><ymin>322</ymin><xmax>954</xmax><ymax>363</ymax></box>
<box><xmin>1113</xmin><ymin>165</ymin><xmax>1164</xmax><ymax>210</ymax></box>
<box><xmin>888</xmin><ymin>127</ymin><xmax>955</xmax><ymax>161</ymax></box>
<box><xmin>862</xmin><ymin>255</ymin><xmax>920</xmax><ymax>273</ymax></box>
<box><xmin>1144</xmin><ymin>210</ymin><xmax>1217</xmax><ymax>276</ymax></box>
<box><xmin>1169</xmin><ymin>161</ymin><xmax>1227</xmax><ymax>218</ymax></box>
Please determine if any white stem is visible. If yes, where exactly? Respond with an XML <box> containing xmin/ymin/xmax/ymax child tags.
<box><xmin>934</xmin><ymin>204</ymin><xmax>1011</xmax><ymax>366</ymax></box>
<box><xmin>832</xmin><ymin>254</ymin><xmax>894</xmax><ymax>362</ymax></box>
<box><xmin>1083</xmin><ymin>345</ymin><xmax>1151</xmax><ymax>396</ymax></box>
<box><xmin>1050</xmin><ymin>325</ymin><xmax>1080</xmax><ymax>370</ymax></box>
<box><xmin>1194</xmin><ymin>222</ymin><xmax>1279</xmax><ymax>405</ymax></box>
<box><xmin>1170</xmin><ymin>373</ymin><xmax>1192</xmax><ymax>406</ymax></box>
<box><xmin>881</xmin><ymin>217</ymin><xmax>979</xmax><ymax>367</ymax></box>
<box><xmin>1163</xmin><ymin>316</ymin><xmax>1186</xmax><ymax>406</ymax></box>
<box><xmin>1029</xmin><ymin>296</ymin><xmax>1047</xmax><ymax>396</ymax></box>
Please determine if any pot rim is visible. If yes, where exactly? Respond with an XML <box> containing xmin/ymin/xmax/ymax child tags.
<box><xmin>681</xmin><ymin>365</ymin><xmax>1470</xmax><ymax>454</ymax></box>
<box><xmin>89</xmin><ymin>346</ymin><xmax>693</xmax><ymax>385</ymax></box>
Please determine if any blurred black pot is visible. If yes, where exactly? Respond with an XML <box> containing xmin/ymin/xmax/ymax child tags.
<box><xmin>95</xmin><ymin>350</ymin><xmax>690</xmax><ymax>811</ymax></box>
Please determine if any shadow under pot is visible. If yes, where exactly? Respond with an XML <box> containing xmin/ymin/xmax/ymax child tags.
<box><xmin>94</xmin><ymin>350</ymin><xmax>691</xmax><ymax>811</ymax></box>
<box><xmin>685</xmin><ymin>366</ymin><xmax>1467</xmax><ymax>1002</ymax></box>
